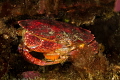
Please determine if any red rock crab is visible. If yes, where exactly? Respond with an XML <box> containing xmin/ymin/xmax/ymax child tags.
<box><xmin>18</xmin><ymin>19</ymin><xmax>98</xmax><ymax>66</ymax></box>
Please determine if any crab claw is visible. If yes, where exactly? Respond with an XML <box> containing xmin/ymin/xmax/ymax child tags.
<box><xmin>18</xmin><ymin>44</ymin><xmax>60</xmax><ymax>66</ymax></box>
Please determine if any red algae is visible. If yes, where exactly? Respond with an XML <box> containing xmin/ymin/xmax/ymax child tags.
<box><xmin>114</xmin><ymin>0</ymin><xmax>120</xmax><ymax>12</ymax></box>
<box><xmin>21</xmin><ymin>71</ymin><xmax>41</xmax><ymax>79</ymax></box>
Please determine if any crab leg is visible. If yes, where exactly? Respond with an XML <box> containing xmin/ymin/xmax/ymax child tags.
<box><xmin>18</xmin><ymin>44</ymin><xmax>60</xmax><ymax>66</ymax></box>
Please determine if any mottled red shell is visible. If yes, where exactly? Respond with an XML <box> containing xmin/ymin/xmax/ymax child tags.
<box><xmin>18</xmin><ymin>19</ymin><xmax>95</xmax><ymax>44</ymax></box>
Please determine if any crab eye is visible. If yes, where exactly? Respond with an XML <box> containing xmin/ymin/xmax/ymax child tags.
<box><xmin>79</xmin><ymin>43</ymin><xmax>85</xmax><ymax>49</ymax></box>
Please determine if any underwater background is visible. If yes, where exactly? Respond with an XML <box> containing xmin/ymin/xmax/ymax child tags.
<box><xmin>0</xmin><ymin>0</ymin><xmax>120</xmax><ymax>80</ymax></box>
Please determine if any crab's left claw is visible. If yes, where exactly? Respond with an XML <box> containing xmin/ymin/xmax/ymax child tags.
<box><xmin>18</xmin><ymin>44</ymin><xmax>65</xmax><ymax>66</ymax></box>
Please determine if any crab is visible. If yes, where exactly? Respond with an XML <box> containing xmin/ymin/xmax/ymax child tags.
<box><xmin>18</xmin><ymin>19</ymin><xmax>98</xmax><ymax>66</ymax></box>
